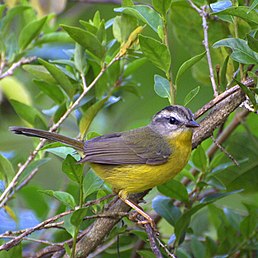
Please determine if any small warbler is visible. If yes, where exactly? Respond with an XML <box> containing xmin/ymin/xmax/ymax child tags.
<box><xmin>10</xmin><ymin>105</ymin><xmax>199</xmax><ymax>227</ymax></box>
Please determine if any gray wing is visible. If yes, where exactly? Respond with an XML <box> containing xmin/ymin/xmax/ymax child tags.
<box><xmin>80</xmin><ymin>126</ymin><xmax>172</xmax><ymax>165</ymax></box>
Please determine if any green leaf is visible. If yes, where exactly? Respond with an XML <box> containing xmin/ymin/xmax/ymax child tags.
<box><xmin>191</xmin><ymin>236</ymin><xmax>206</xmax><ymax>258</ymax></box>
<box><xmin>139</xmin><ymin>35</ymin><xmax>171</xmax><ymax>73</ymax></box>
<box><xmin>0</xmin><ymin>243</ymin><xmax>22</xmax><ymax>257</ymax></box>
<box><xmin>213</xmin><ymin>6</ymin><xmax>258</xmax><ymax>25</ymax></box>
<box><xmin>175</xmin><ymin>191</ymin><xmax>239</xmax><ymax>245</ymax></box>
<box><xmin>36</xmin><ymin>32</ymin><xmax>72</xmax><ymax>45</ymax></box>
<box><xmin>20</xmin><ymin>186</ymin><xmax>49</xmax><ymax>218</ymax></box>
<box><xmin>20</xmin><ymin>158</ymin><xmax>50</xmax><ymax>183</ymax></box>
<box><xmin>70</xmin><ymin>207</ymin><xmax>88</xmax><ymax>227</ymax></box>
<box><xmin>42</xmin><ymin>190</ymin><xmax>76</xmax><ymax>209</ymax></box>
<box><xmin>213</xmin><ymin>38</ymin><xmax>258</xmax><ymax>64</ymax></box>
<box><xmin>191</xmin><ymin>144</ymin><xmax>209</xmax><ymax>172</ymax></box>
<box><xmin>10</xmin><ymin>100</ymin><xmax>46</xmax><ymax>127</ymax></box>
<box><xmin>18</xmin><ymin>16</ymin><xmax>47</xmax><ymax>50</ymax></box>
<box><xmin>249</xmin><ymin>0</ymin><xmax>258</xmax><ymax>11</ymax></box>
<box><xmin>62</xmin><ymin>154</ymin><xmax>84</xmax><ymax>184</ymax></box>
<box><xmin>247</xmin><ymin>34</ymin><xmax>258</xmax><ymax>53</ymax></box>
<box><xmin>74</xmin><ymin>43</ymin><xmax>87</xmax><ymax>74</ymax></box>
<box><xmin>39</xmin><ymin>58</ymin><xmax>75</xmax><ymax>98</ymax></box>
<box><xmin>62</xmin><ymin>25</ymin><xmax>105</xmax><ymax>59</ymax></box>
<box><xmin>157</xmin><ymin>179</ymin><xmax>189</xmax><ymax>203</ymax></box>
<box><xmin>112</xmin><ymin>14</ymin><xmax>138</xmax><ymax>43</ymax></box>
<box><xmin>175</xmin><ymin>51</ymin><xmax>206</xmax><ymax>86</ymax></box>
<box><xmin>79</xmin><ymin>97</ymin><xmax>108</xmax><ymax>139</ymax></box>
<box><xmin>23</xmin><ymin>65</ymin><xmax>57</xmax><ymax>84</ymax></box>
<box><xmin>184</xmin><ymin>86</ymin><xmax>200</xmax><ymax>106</ymax></box>
<box><xmin>137</xmin><ymin>250</ymin><xmax>156</xmax><ymax>258</ymax></box>
<box><xmin>154</xmin><ymin>74</ymin><xmax>170</xmax><ymax>100</ymax></box>
<box><xmin>234</xmin><ymin>79</ymin><xmax>257</xmax><ymax>111</ymax></box>
<box><xmin>220</xmin><ymin>55</ymin><xmax>230</xmax><ymax>90</ymax></box>
<box><xmin>124</xmin><ymin>57</ymin><xmax>147</xmax><ymax>77</ymax></box>
<box><xmin>152</xmin><ymin>0</ymin><xmax>172</xmax><ymax>17</ymax></box>
<box><xmin>0</xmin><ymin>154</ymin><xmax>15</xmax><ymax>185</ymax></box>
<box><xmin>34</xmin><ymin>80</ymin><xmax>66</xmax><ymax>104</ymax></box>
<box><xmin>114</xmin><ymin>5</ymin><xmax>162</xmax><ymax>33</ymax></box>
<box><xmin>83</xmin><ymin>170</ymin><xmax>103</xmax><ymax>199</ymax></box>
<box><xmin>152</xmin><ymin>196</ymin><xmax>181</xmax><ymax>226</ymax></box>
<box><xmin>240</xmin><ymin>213</ymin><xmax>257</xmax><ymax>238</ymax></box>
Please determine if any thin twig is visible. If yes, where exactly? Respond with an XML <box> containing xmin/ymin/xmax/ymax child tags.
<box><xmin>0</xmin><ymin>57</ymin><xmax>119</xmax><ymax>208</ymax></box>
<box><xmin>0</xmin><ymin>194</ymin><xmax>116</xmax><ymax>251</ymax></box>
<box><xmin>201</xmin><ymin>6</ymin><xmax>218</xmax><ymax>97</ymax></box>
<box><xmin>88</xmin><ymin>238</ymin><xmax>118</xmax><ymax>258</ymax></box>
<box><xmin>186</xmin><ymin>1</ymin><xmax>218</xmax><ymax>96</ymax></box>
<box><xmin>0</xmin><ymin>56</ymin><xmax>36</xmax><ymax>80</ymax></box>
<box><xmin>143</xmin><ymin>222</ymin><xmax>163</xmax><ymax>258</ymax></box>
<box><xmin>210</xmin><ymin>135</ymin><xmax>239</xmax><ymax>166</ymax></box>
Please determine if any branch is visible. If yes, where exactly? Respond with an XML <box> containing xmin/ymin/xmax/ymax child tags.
<box><xmin>186</xmin><ymin>1</ymin><xmax>218</xmax><ymax>97</ymax></box>
<box><xmin>67</xmin><ymin>80</ymin><xmax>252</xmax><ymax>257</ymax></box>
<box><xmin>0</xmin><ymin>57</ymin><xmax>36</xmax><ymax>80</ymax></box>
<box><xmin>0</xmin><ymin>57</ymin><xmax>119</xmax><ymax>207</ymax></box>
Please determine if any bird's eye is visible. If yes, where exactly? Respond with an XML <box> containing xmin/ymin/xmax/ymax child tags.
<box><xmin>169</xmin><ymin>117</ymin><xmax>177</xmax><ymax>124</ymax></box>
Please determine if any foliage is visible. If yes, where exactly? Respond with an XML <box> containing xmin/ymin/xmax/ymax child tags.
<box><xmin>0</xmin><ymin>0</ymin><xmax>257</xmax><ymax>257</ymax></box>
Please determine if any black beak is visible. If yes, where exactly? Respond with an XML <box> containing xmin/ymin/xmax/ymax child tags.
<box><xmin>186</xmin><ymin>120</ymin><xmax>199</xmax><ymax>128</ymax></box>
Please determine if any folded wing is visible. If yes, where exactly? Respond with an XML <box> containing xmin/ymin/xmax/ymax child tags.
<box><xmin>80</xmin><ymin>126</ymin><xmax>172</xmax><ymax>165</ymax></box>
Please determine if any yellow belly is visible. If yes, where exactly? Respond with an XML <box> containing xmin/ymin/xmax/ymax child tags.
<box><xmin>90</xmin><ymin>131</ymin><xmax>192</xmax><ymax>194</ymax></box>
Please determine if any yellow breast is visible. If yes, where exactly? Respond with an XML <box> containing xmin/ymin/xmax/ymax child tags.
<box><xmin>90</xmin><ymin>130</ymin><xmax>193</xmax><ymax>195</ymax></box>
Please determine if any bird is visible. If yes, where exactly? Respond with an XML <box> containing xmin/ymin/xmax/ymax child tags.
<box><xmin>10</xmin><ymin>105</ymin><xmax>199</xmax><ymax>227</ymax></box>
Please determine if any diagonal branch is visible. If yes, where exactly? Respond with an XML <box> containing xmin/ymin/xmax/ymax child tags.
<box><xmin>69</xmin><ymin>81</ymin><xmax>251</xmax><ymax>257</ymax></box>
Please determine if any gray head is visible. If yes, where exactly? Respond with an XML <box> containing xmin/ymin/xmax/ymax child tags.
<box><xmin>150</xmin><ymin>105</ymin><xmax>199</xmax><ymax>136</ymax></box>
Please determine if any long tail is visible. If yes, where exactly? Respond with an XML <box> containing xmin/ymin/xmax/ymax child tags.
<box><xmin>9</xmin><ymin>126</ymin><xmax>84</xmax><ymax>151</ymax></box>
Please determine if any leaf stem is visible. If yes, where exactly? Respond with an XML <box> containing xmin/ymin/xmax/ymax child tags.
<box><xmin>163</xmin><ymin>17</ymin><xmax>175</xmax><ymax>104</ymax></box>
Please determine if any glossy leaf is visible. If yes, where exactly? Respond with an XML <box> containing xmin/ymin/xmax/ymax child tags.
<box><xmin>214</xmin><ymin>6</ymin><xmax>258</xmax><ymax>25</ymax></box>
<box><xmin>36</xmin><ymin>32</ymin><xmax>72</xmax><ymax>45</ymax></box>
<box><xmin>137</xmin><ymin>250</ymin><xmax>156</xmax><ymax>258</ymax></box>
<box><xmin>220</xmin><ymin>55</ymin><xmax>230</xmax><ymax>90</ymax></box>
<box><xmin>139</xmin><ymin>35</ymin><xmax>171</xmax><ymax>73</ymax></box>
<box><xmin>249</xmin><ymin>0</ymin><xmax>258</xmax><ymax>11</ymax></box>
<box><xmin>191</xmin><ymin>236</ymin><xmax>206</xmax><ymax>258</ymax></box>
<box><xmin>70</xmin><ymin>207</ymin><xmax>88</xmax><ymax>227</ymax></box>
<box><xmin>234</xmin><ymin>79</ymin><xmax>257</xmax><ymax>111</ymax></box>
<box><xmin>39</xmin><ymin>58</ymin><xmax>75</xmax><ymax>98</ymax></box>
<box><xmin>18</xmin><ymin>16</ymin><xmax>47</xmax><ymax>50</ymax></box>
<box><xmin>184</xmin><ymin>86</ymin><xmax>200</xmax><ymax>106</ymax></box>
<box><xmin>112</xmin><ymin>14</ymin><xmax>138</xmax><ymax>43</ymax></box>
<box><xmin>62</xmin><ymin>154</ymin><xmax>84</xmax><ymax>184</ymax></box>
<box><xmin>152</xmin><ymin>0</ymin><xmax>172</xmax><ymax>16</ymax></box>
<box><xmin>124</xmin><ymin>57</ymin><xmax>147</xmax><ymax>77</ymax></box>
<box><xmin>154</xmin><ymin>74</ymin><xmax>170</xmax><ymax>100</ymax></box>
<box><xmin>191</xmin><ymin>144</ymin><xmax>209</xmax><ymax>172</ymax></box>
<box><xmin>62</xmin><ymin>25</ymin><xmax>105</xmax><ymax>59</ymax></box>
<box><xmin>175</xmin><ymin>51</ymin><xmax>206</xmax><ymax>86</ymax></box>
<box><xmin>157</xmin><ymin>179</ymin><xmax>189</xmax><ymax>203</ymax></box>
<box><xmin>23</xmin><ymin>65</ymin><xmax>57</xmax><ymax>84</ymax></box>
<box><xmin>74</xmin><ymin>43</ymin><xmax>87</xmax><ymax>74</ymax></box>
<box><xmin>114</xmin><ymin>5</ymin><xmax>162</xmax><ymax>33</ymax></box>
<box><xmin>175</xmin><ymin>191</ymin><xmax>239</xmax><ymax>245</ymax></box>
<box><xmin>152</xmin><ymin>195</ymin><xmax>181</xmax><ymax>226</ymax></box>
<box><xmin>0</xmin><ymin>154</ymin><xmax>15</xmax><ymax>184</ymax></box>
<box><xmin>21</xmin><ymin>158</ymin><xmax>50</xmax><ymax>183</ymax></box>
<box><xmin>213</xmin><ymin>38</ymin><xmax>258</xmax><ymax>64</ymax></box>
<box><xmin>42</xmin><ymin>190</ymin><xmax>76</xmax><ymax>209</ymax></box>
<box><xmin>10</xmin><ymin>100</ymin><xmax>46</xmax><ymax>127</ymax></box>
<box><xmin>34</xmin><ymin>80</ymin><xmax>66</xmax><ymax>104</ymax></box>
<box><xmin>247</xmin><ymin>34</ymin><xmax>258</xmax><ymax>53</ymax></box>
<box><xmin>79</xmin><ymin>97</ymin><xmax>108</xmax><ymax>139</ymax></box>
<box><xmin>83</xmin><ymin>170</ymin><xmax>103</xmax><ymax>199</ymax></box>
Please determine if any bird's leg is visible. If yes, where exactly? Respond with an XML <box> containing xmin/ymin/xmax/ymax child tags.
<box><xmin>118</xmin><ymin>191</ymin><xmax>156</xmax><ymax>230</ymax></box>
